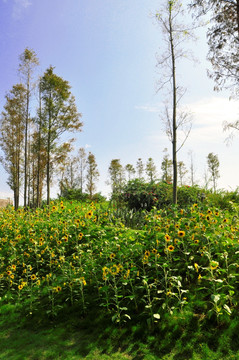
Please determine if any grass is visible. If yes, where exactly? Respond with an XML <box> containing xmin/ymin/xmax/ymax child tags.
<box><xmin>1</xmin><ymin>304</ymin><xmax>239</xmax><ymax>359</ymax></box>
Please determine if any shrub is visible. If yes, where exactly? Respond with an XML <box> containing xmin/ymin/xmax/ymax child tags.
<box><xmin>118</xmin><ymin>179</ymin><xmax>207</xmax><ymax>211</ymax></box>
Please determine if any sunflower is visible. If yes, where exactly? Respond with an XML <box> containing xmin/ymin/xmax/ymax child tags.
<box><xmin>85</xmin><ymin>210</ymin><xmax>93</xmax><ymax>219</ymax></box>
<box><xmin>110</xmin><ymin>265</ymin><xmax>118</xmax><ymax>276</ymax></box>
<box><xmin>80</xmin><ymin>277</ymin><xmax>87</xmax><ymax>286</ymax></box>
<box><xmin>178</xmin><ymin>230</ymin><xmax>185</xmax><ymax>238</ymax></box>
<box><xmin>165</xmin><ymin>234</ymin><xmax>171</xmax><ymax>242</ymax></box>
<box><xmin>167</xmin><ymin>245</ymin><xmax>175</xmax><ymax>252</ymax></box>
<box><xmin>110</xmin><ymin>253</ymin><xmax>116</xmax><ymax>260</ymax></box>
<box><xmin>31</xmin><ymin>274</ymin><xmax>37</xmax><ymax>281</ymax></box>
<box><xmin>194</xmin><ymin>263</ymin><xmax>199</xmax><ymax>272</ymax></box>
<box><xmin>144</xmin><ymin>250</ymin><xmax>150</xmax><ymax>257</ymax></box>
<box><xmin>124</xmin><ymin>269</ymin><xmax>130</xmax><ymax>279</ymax></box>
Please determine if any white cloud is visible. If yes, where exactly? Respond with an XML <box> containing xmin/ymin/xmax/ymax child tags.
<box><xmin>85</xmin><ymin>144</ymin><xmax>91</xmax><ymax>149</ymax></box>
<box><xmin>12</xmin><ymin>0</ymin><xmax>32</xmax><ymax>19</ymax></box>
<box><xmin>135</xmin><ymin>103</ymin><xmax>163</xmax><ymax>113</ymax></box>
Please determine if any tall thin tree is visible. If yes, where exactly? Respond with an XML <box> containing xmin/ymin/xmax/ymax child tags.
<box><xmin>18</xmin><ymin>48</ymin><xmax>39</xmax><ymax>207</ymax></box>
<box><xmin>155</xmin><ymin>0</ymin><xmax>194</xmax><ymax>203</ymax></box>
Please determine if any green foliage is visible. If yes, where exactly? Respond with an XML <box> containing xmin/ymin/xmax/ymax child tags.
<box><xmin>60</xmin><ymin>188</ymin><xmax>106</xmax><ymax>202</ymax></box>
<box><xmin>0</xmin><ymin>199</ymin><xmax>239</xmax><ymax>358</ymax></box>
<box><xmin>118</xmin><ymin>179</ymin><xmax>207</xmax><ymax>211</ymax></box>
<box><xmin>207</xmin><ymin>187</ymin><xmax>239</xmax><ymax>210</ymax></box>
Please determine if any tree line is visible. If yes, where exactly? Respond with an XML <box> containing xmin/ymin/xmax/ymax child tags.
<box><xmin>0</xmin><ymin>49</ymin><xmax>83</xmax><ymax>209</ymax></box>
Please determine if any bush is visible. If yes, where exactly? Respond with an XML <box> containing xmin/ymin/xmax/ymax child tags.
<box><xmin>206</xmin><ymin>187</ymin><xmax>239</xmax><ymax>210</ymax></box>
<box><xmin>118</xmin><ymin>179</ymin><xmax>207</xmax><ymax>211</ymax></box>
<box><xmin>59</xmin><ymin>188</ymin><xmax>106</xmax><ymax>202</ymax></box>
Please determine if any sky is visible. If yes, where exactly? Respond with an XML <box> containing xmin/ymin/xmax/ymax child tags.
<box><xmin>0</xmin><ymin>0</ymin><xmax>239</xmax><ymax>201</ymax></box>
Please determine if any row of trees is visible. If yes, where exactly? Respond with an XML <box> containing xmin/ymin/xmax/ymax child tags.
<box><xmin>58</xmin><ymin>148</ymin><xmax>99</xmax><ymax>199</ymax></box>
<box><xmin>106</xmin><ymin>152</ymin><xmax>220</xmax><ymax>196</ymax></box>
<box><xmin>0</xmin><ymin>49</ymin><xmax>83</xmax><ymax>209</ymax></box>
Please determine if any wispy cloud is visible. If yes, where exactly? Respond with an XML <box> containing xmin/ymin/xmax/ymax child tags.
<box><xmin>135</xmin><ymin>103</ymin><xmax>163</xmax><ymax>113</ymax></box>
<box><xmin>10</xmin><ymin>0</ymin><xmax>32</xmax><ymax>20</ymax></box>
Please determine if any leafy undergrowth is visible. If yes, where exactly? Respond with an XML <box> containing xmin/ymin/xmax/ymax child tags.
<box><xmin>1</xmin><ymin>303</ymin><xmax>239</xmax><ymax>360</ymax></box>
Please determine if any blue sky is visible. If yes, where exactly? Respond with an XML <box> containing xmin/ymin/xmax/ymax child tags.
<box><xmin>0</xmin><ymin>0</ymin><xmax>239</xmax><ymax>200</ymax></box>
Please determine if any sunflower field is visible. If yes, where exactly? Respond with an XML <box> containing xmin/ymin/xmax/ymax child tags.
<box><xmin>0</xmin><ymin>199</ymin><xmax>239</xmax><ymax>331</ymax></box>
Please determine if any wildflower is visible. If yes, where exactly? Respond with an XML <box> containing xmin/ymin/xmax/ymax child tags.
<box><xmin>194</xmin><ymin>239</ymin><xmax>199</xmax><ymax>244</ymax></box>
<box><xmin>31</xmin><ymin>274</ymin><xmax>37</xmax><ymax>281</ymax></box>
<box><xmin>167</xmin><ymin>245</ymin><xmax>175</xmax><ymax>252</ymax></box>
<box><xmin>152</xmin><ymin>248</ymin><xmax>158</xmax><ymax>254</ymax></box>
<box><xmin>198</xmin><ymin>274</ymin><xmax>202</xmax><ymax>282</ymax></box>
<box><xmin>207</xmin><ymin>210</ymin><xmax>212</xmax><ymax>215</ymax></box>
<box><xmin>11</xmin><ymin>264</ymin><xmax>16</xmax><ymax>271</ymax></box>
<box><xmin>142</xmin><ymin>255</ymin><xmax>149</xmax><ymax>265</ymax></box>
<box><xmin>18</xmin><ymin>284</ymin><xmax>23</xmax><ymax>290</ymax></box>
<box><xmin>178</xmin><ymin>230</ymin><xmax>185</xmax><ymax>238</ymax></box>
<box><xmin>78</xmin><ymin>232</ymin><xmax>83</xmax><ymax>240</ymax></box>
<box><xmin>193</xmin><ymin>203</ymin><xmax>198</xmax><ymax>208</ymax></box>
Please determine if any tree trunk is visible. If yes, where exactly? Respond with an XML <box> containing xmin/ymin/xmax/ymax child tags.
<box><xmin>36</xmin><ymin>86</ymin><xmax>42</xmax><ymax>208</ymax></box>
<box><xmin>169</xmin><ymin>3</ymin><xmax>177</xmax><ymax>205</ymax></box>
